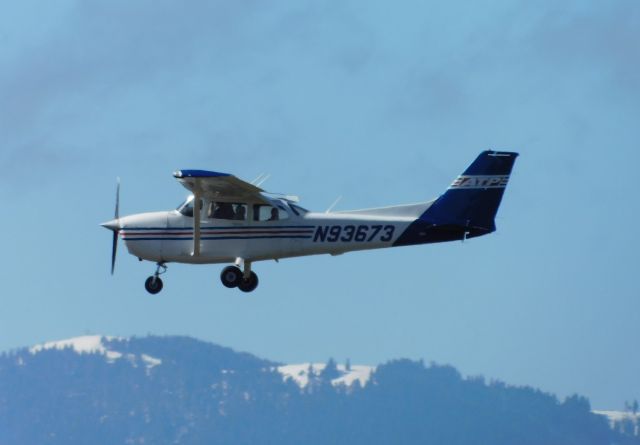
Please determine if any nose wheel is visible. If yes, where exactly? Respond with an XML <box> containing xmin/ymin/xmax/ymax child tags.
<box><xmin>145</xmin><ymin>263</ymin><xmax>166</xmax><ymax>294</ymax></box>
<box><xmin>145</xmin><ymin>276</ymin><xmax>163</xmax><ymax>294</ymax></box>
<box><xmin>220</xmin><ymin>260</ymin><xmax>259</xmax><ymax>292</ymax></box>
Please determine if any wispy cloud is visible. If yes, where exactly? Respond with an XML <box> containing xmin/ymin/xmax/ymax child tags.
<box><xmin>0</xmin><ymin>1</ymin><xmax>264</xmax><ymax>140</ymax></box>
<box><xmin>1</xmin><ymin>1</ymin><xmax>638</xmax><ymax>187</ymax></box>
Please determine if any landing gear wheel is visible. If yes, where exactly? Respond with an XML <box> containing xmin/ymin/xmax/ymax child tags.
<box><xmin>145</xmin><ymin>276</ymin><xmax>163</xmax><ymax>294</ymax></box>
<box><xmin>220</xmin><ymin>266</ymin><xmax>242</xmax><ymax>288</ymax></box>
<box><xmin>238</xmin><ymin>271</ymin><xmax>259</xmax><ymax>293</ymax></box>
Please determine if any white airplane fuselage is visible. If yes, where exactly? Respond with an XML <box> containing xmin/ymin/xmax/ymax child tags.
<box><xmin>118</xmin><ymin>200</ymin><xmax>431</xmax><ymax>265</ymax></box>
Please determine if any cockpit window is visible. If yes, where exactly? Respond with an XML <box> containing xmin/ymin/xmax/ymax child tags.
<box><xmin>208</xmin><ymin>202</ymin><xmax>247</xmax><ymax>221</ymax></box>
<box><xmin>289</xmin><ymin>204</ymin><xmax>308</xmax><ymax>215</ymax></box>
<box><xmin>176</xmin><ymin>196</ymin><xmax>202</xmax><ymax>217</ymax></box>
<box><xmin>253</xmin><ymin>204</ymin><xmax>289</xmax><ymax>222</ymax></box>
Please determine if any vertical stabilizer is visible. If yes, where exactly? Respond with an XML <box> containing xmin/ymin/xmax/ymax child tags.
<box><xmin>393</xmin><ymin>150</ymin><xmax>518</xmax><ymax>247</ymax></box>
<box><xmin>421</xmin><ymin>150</ymin><xmax>518</xmax><ymax>231</ymax></box>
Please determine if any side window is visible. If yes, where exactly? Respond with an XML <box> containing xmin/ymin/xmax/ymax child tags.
<box><xmin>208</xmin><ymin>202</ymin><xmax>247</xmax><ymax>221</ymax></box>
<box><xmin>253</xmin><ymin>205</ymin><xmax>289</xmax><ymax>222</ymax></box>
<box><xmin>232</xmin><ymin>204</ymin><xmax>247</xmax><ymax>221</ymax></box>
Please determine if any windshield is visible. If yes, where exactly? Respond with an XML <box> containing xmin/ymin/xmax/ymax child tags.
<box><xmin>289</xmin><ymin>204</ymin><xmax>309</xmax><ymax>215</ymax></box>
<box><xmin>176</xmin><ymin>196</ymin><xmax>195</xmax><ymax>217</ymax></box>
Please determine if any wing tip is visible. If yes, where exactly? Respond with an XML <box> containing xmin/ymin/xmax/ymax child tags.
<box><xmin>173</xmin><ymin>169</ymin><xmax>232</xmax><ymax>179</ymax></box>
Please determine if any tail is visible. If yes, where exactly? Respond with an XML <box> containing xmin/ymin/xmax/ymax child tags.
<box><xmin>424</xmin><ymin>150</ymin><xmax>519</xmax><ymax>231</ymax></box>
<box><xmin>394</xmin><ymin>151</ymin><xmax>518</xmax><ymax>246</ymax></box>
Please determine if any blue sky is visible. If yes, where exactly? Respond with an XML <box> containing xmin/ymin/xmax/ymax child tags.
<box><xmin>1</xmin><ymin>0</ymin><xmax>638</xmax><ymax>409</ymax></box>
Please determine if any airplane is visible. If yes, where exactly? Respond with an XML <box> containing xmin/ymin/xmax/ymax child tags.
<box><xmin>101</xmin><ymin>150</ymin><xmax>518</xmax><ymax>294</ymax></box>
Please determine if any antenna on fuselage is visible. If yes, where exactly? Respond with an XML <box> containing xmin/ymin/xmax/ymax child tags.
<box><xmin>325</xmin><ymin>195</ymin><xmax>342</xmax><ymax>213</ymax></box>
<box><xmin>256</xmin><ymin>174</ymin><xmax>271</xmax><ymax>188</ymax></box>
<box><xmin>251</xmin><ymin>173</ymin><xmax>266</xmax><ymax>185</ymax></box>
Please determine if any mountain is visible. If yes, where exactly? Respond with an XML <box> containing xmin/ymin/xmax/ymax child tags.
<box><xmin>0</xmin><ymin>335</ymin><xmax>637</xmax><ymax>445</ymax></box>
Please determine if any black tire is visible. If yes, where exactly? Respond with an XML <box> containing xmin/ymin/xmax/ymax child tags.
<box><xmin>220</xmin><ymin>266</ymin><xmax>242</xmax><ymax>288</ymax></box>
<box><xmin>145</xmin><ymin>276</ymin><xmax>163</xmax><ymax>294</ymax></box>
<box><xmin>238</xmin><ymin>271</ymin><xmax>259</xmax><ymax>293</ymax></box>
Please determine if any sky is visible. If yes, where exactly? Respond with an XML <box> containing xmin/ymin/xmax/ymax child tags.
<box><xmin>0</xmin><ymin>0</ymin><xmax>638</xmax><ymax>409</ymax></box>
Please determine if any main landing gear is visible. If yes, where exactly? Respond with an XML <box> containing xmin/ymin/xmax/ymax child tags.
<box><xmin>144</xmin><ymin>263</ymin><xmax>167</xmax><ymax>294</ymax></box>
<box><xmin>220</xmin><ymin>261</ymin><xmax>259</xmax><ymax>293</ymax></box>
<box><xmin>142</xmin><ymin>261</ymin><xmax>259</xmax><ymax>294</ymax></box>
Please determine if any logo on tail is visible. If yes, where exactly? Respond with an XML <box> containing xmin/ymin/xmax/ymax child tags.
<box><xmin>450</xmin><ymin>175</ymin><xmax>510</xmax><ymax>189</ymax></box>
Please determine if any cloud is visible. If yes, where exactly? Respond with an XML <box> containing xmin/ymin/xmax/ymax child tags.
<box><xmin>528</xmin><ymin>2</ymin><xmax>640</xmax><ymax>86</ymax></box>
<box><xmin>382</xmin><ymin>1</ymin><xmax>640</xmax><ymax>126</ymax></box>
<box><xmin>2</xmin><ymin>0</ymin><xmax>637</xmax><ymax>188</ymax></box>
<box><xmin>0</xmin><ymin>0</ymin><xmax>380</xmax><ymax>179</ymax></box>
<box><xmin>0</xmin><ymin>1</ymin><xmax>264</xmax><ymax>139</ymax></box>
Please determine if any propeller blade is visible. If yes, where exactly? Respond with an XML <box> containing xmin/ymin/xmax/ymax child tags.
<box><xmin>110</xmin><ymin>177</ymin><xmax>120</xmax><ymax>275</ymax></box>
<box><xmin>115</xmin><ymin>177</ymin><xmax>120</xmax><ymax>220</ymax></box>
<box><xmin>111</xmin><ymin>230</ymin><xmax>118</xmax><ymax>275</ymax></box>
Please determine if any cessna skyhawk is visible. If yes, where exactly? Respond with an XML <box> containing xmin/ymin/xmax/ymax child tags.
<box><xmin>101</xmin><ymin>151</ymin><xmax>518</xmax><ymax>293</ymax></box>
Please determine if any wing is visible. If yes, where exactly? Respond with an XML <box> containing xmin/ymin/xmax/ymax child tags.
<box><xmin>173</xmin><ymin>169</ymin><xmax>270</xmax><ymax>203</ymax></box>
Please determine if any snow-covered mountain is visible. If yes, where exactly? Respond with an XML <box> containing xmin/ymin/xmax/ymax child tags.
<box><xmin>1</xmin><ymin>335</ymin><xmax>636</xmax><ymax>445</ymax></box>
<box><xmin>29</xmin><ymin>335</ymin><xmax>374</xmax><ymax>388</ymax></box>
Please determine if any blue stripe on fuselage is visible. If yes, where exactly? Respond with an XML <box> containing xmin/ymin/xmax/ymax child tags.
<box><xmin>123</xmin><ymin>225</ymin><xmax>316</xmax><ymax>231</ymax></box>
<box><xmin>124</xmin><ymin>235</ymin><xmax>313</xmax><ymax>241</ymax></box>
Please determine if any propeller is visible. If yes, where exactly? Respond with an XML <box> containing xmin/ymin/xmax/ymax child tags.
<box><xmin>101</xmin><ymin>178</ymin><xmax>121</xmax><ymax>275</ymax></box>
<box><xmin>111</xmin><ymin>178</ymin><xmax>120</xmax><ymax>274</ymax></box>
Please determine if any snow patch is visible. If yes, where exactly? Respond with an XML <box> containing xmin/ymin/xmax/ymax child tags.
<box><xmin>141</xmin><ymin>354</ymin><xmax>162</xmax><ymax>369</ymax></box>
<box><xmin>106</xmin><ymin>350</ymin><xmax>124</xmax><ymax>361</ymax></box>
<box><xmin>277</xmin><ymin>363</ymin><xmax>375</xmax><ymax>388</ymax></box>
<box><xmin>29</xmin><ymin>335</ymin><xmax>161</xmax><ymax>371</ymax></box>
<box><xmin>30</xmin><ymin>335</ymin><xmax>120</xmax><ymax>356</ymax></box>
<box><xmin>594</xmin><ymin>410</ymin><xmax>640</xmax><ymax>435</ymax></box>
<box><xmin>594</xmin><ymin>410</ymin><xmax>640</xmax><ymax>425</ymax></box>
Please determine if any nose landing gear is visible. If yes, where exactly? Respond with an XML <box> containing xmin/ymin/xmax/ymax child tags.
<box><xmin>145</xmin><ymin>263</ymin><xmax>167</xmax><ymax>294</ymax></box>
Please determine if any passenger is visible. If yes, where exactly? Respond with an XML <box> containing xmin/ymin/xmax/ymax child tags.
<box><xmin>213</xmin><ymin>203</ymin><xmax>234</xmax><ymax>219</ymax></box>
<box><xmin>268</xmin><ymin>207</ymin><xmax>279</xmax><ymax>221</ymax></box>
<box><xmin>234</xmin><ymin>205</ymin><xmax>246</xmax><ymax>220</ymax></box>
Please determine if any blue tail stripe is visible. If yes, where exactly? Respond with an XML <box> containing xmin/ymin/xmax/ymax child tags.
<box><xmin>394</xmin><ymin>150</ymin><xmax>518</xmax><ymax>247</ymax></box>
<box><xmin>420</xmin><ymin>150</ymin><xmax>518</xmax><ymax>228</ymax></box>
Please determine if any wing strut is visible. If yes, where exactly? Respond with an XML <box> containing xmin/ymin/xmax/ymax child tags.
<box><xmin>192</xmin><ymin>183</ymin><xmax>202</xmax><ymax>257</ymax></box>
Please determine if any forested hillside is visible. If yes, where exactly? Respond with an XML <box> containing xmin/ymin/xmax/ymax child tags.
<box><xmin>0</xmin><ymin>336</ymin><xmax>636</xmax><ymax>445</ymax></box>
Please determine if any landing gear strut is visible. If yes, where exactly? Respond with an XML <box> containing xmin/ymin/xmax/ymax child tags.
<box><xmin>220</xmin><ymin>259</ymin><xmax>259</xmax><ymax>292</ymax></box>
<box><xmin>145</xmin><ymin>263</ymin><xmax>166</xmax><ymax>294</ymax></box>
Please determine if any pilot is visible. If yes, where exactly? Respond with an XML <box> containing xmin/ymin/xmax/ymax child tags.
<box><xmin>234</xmin><ymin>205</ymin><xmax>246</xmax><ymax>220</ymax></box>
<box><xmin>268</xmin><ymin>207</ymin><xmax>279</xmax><ymax>221</ymax></box>
<box><xmin>213</xmin><ymin>203</ymin><xmax>234</xmax><ymax>219</ymax></box>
